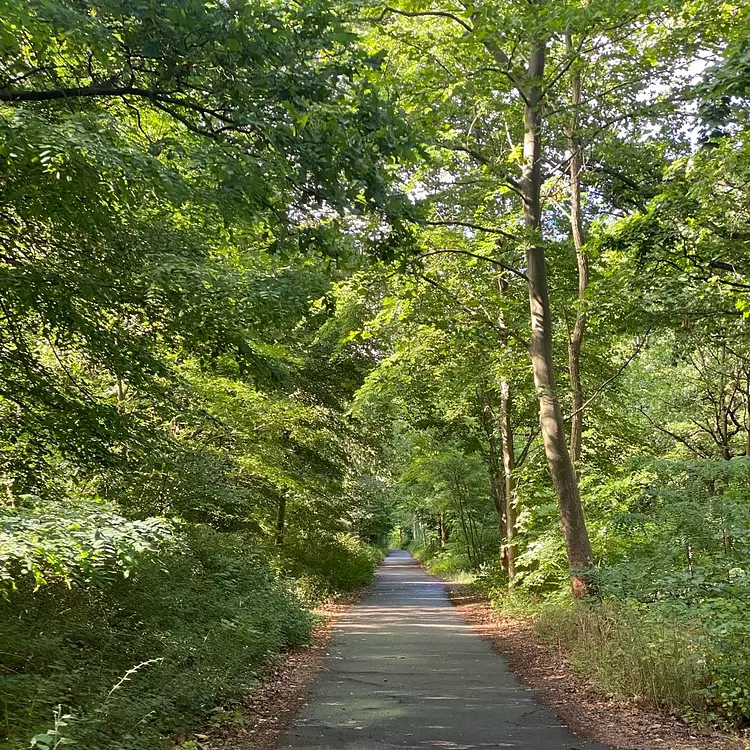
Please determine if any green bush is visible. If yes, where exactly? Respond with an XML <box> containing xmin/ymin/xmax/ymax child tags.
<box><xmin>472</xmin><ymin>560</ymin><xmax>509</xmax><ymax>600</ymax></box>
<box><xmin>280</xmin><ymin>532</ymin><xmax>381</xmax><ymax>600</ymax></box>
<box><xmin>697</xmin><ymin>598</ymin><xmax>750</xmax><ymax>725</ymax></box>
<box><xmin>0</xmin><ymin>497</ymin><xmax>175</xmax><ymax>593</ymax></box>
<box><xmin>408</xmin><ymin>540</ymin><xmax>478</xmax><ymax>583</ymax></box>
<box><xmin>423</xmin><ymin>549</ymin><xmax>473</xmax><ymax>579</ymax></box>
<box><xmin>0</xmin><ymin>526</ymin><xmax>312</xmax><ymax>750</ymax></box>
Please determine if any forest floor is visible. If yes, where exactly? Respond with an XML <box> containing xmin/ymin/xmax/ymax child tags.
<box><xmin>444</xmin><ymin>583</ymin><xmax>747</xmax><ymax>750</ymax></box>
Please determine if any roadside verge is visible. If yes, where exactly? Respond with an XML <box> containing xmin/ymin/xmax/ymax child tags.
<box><xmin>189</xmin><ymin>588</ymin><xmax>369</xmax><ymax>750</ymax></box>
<box><xmin>444</xmin><ymin>583</ymin><xmax>744</xmax><ymax>750</ymax></box>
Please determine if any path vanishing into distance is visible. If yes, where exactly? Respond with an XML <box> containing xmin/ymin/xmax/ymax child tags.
<box><xmin>281</xmin><ymin>550</ymin><xmax>609</xmax><ymax>750</ymax></box>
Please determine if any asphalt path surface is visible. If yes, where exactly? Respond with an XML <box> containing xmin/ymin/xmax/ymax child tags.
<box><xmin>281</xmin><ymin>549</ymin><xmax>609</xmax><ymax>750</ymax></box>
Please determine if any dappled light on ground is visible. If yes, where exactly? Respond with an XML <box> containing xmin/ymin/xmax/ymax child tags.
<box><xmin>280</xmin><ymin>550</ymin><xmax>607</xmax><ymax>750</ymax></box>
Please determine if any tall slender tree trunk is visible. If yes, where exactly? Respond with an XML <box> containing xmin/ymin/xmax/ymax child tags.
<box><xmin>493</xmin><ymin>281</ymin><xmax>517</xmax><ymax>582</ymax></box>
<box><xmin>520</xmin><ymin>38</ymin><xmax>594</xmax><ymax>597</ymax></box>
<box><xmin>718</xmin><ymin>347</ymin><xmax>731</xmax><ymax>459</ymax></box>
<box><xmin>459</xmin><ymin>477</ymin><xmax>480</xmax><ymax>564</ymax></box>
<box><xmin>439</xmin><ymin>513</ymin><xmax>448</xmax><ymax>548</ymax></box>
<box><xmin>500</xmin><ymin>377</ymin><xmax>517</xmax><ymax>585</ymax></box>
<box><xmin>566</xmin><ymin>34</ymin><xmax>588</xmax><ymax>464</ymax></box>
<box><xmin>488</xmin><ymin>437</ymin><xmax>507</xmax><ymax>548</ymax></box>
<box><xmin>453</xmin><ymin>476</ymin><xmax>474</xmax><ymax>565</ymax></box>
<box><xmin>116</xmin><ymin>375</ymin><xmax>126</xmax><ymax>412</ymax></box>
<box><xmin>481</xmin><ymin>394</ymin><xmax>509</xmax><ymax>572</ymax></box>
<box><xmin>468</xmin><ymin>509</ymin><xmax>483</xmax><ymax>562</ymax></box>
<box><xmin>275</xmin><ymin>494</ymin><xmax>286</xmax><ymax>546</ymax></box>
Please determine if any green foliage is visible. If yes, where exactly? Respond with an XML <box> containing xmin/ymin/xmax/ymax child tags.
<box><xmin>415</xmin><ymin>544</ymin><xmax>476</xmax><ymax>582</ymax></box>
<box><xmin>349</xmin><ymin>476</ymin><xmax>396</xmax><ymax>547</ymax></box>
<box><xmin>0</xmin><ymin>527</ymin><xmax>313</xmax><ymax>750</ymax></box>
<box><xmin>586</xmin><ymin>459</ymin><xmax>750</xmax><ymax>725</ymax></box>
<box><xmin>0</xmin><ymin>497</ymin><xmax>174</xmax><ymax>593</ymax></box>
<box><xmin>4</xmin><ymin>0</ymin><xmax>750</xmax><ymax>742</ymax></box>
<box><xmin>394</xmin><ymin>439</ymin><xmax>500</xmax><ymax>570</ymax></box>
<box><xmin>280</xmin><ymin>532</ymin><xmax>382</xmax><ymax>601</ymax></box>
<box><xmin>0</xmin><ymin>0</ymin><xmax>414</xmax><ymax>221</ymax></box>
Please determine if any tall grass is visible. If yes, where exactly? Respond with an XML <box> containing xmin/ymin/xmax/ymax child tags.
<box><xmin>1</xmin><ymin>524</ymin><xmax>384</xmax><ymax>750</ymax></box>
<box><xmin>534</xmin><ymin>600</ymin><xmax>707</xmax><ymax>716</ymax></box>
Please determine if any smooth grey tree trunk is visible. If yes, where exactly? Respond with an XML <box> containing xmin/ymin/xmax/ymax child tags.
<box><xmin>520</xmin><ymin>38</ymin><xmax>594</xmax><ymax>597</ymax></box>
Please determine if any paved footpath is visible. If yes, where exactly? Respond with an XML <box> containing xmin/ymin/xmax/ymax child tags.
<box><xmin>281</xmin><ymin>549</ymin><xmax>609</xmax><ymax>750</ymax></box>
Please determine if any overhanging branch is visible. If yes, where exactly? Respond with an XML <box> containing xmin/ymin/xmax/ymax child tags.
<box><xmin>417</xmin><ymin>249</ymin><xmax>527</xmax><ymax>281</ymax></box>
<box><xmin>564</xmin><ymin>327</ymin><xmax>652</xmax><ymax>422</ymax></box>
<box><xmin>378</xmin><ymin>6</ymin><xmax>474</xmax><ymax>33</ymax></box>
<box><xmin>423</xmin><ymin>219</ymin><xmax>518</xmax><ymax>240</ymax></box>
<box><xmin>413</xmin><ymin>270</ymin><xmax>529</xmax><ymax>349</ymax></box>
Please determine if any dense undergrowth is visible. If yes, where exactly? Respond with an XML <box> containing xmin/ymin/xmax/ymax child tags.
<box><xmin>0</xmin><ymin>502</ymin><xmax>382</xmax><ymax>750</ymax></box>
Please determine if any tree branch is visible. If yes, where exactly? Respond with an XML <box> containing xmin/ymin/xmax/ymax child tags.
<box><xmin>412</xmin><ymin>270</ymin><xmax>529</xmax><ymax>349</ymax></box>
<box><xmin>479</xmin><ymin>38</ymin><xmax>527</xmax><ymax>103</ymax></box>
<box><xmin>638</xmin><ymin>409</ymin><xmax>708</xmax><ymax>458</ymax></box>
<box><xmin>516</xmin><ymin>426</ymin><xmax>541</xmax><ymax>467</ymax></box>
<box><xmin>541</xmin><ymin>34</ymin><xmax>588</xmax><ymax>99</ymax></box>
<box><xmin>440</xmin><ymin>142</ymin><xmax>523</xmax><ymax>192</ymax></box>
<box><xmin>423</xmin><ymin>219</ymin><xmax>518</xmax><ymax>240</ymax></box>
<box><xmin>378</xmin><ymin>6</ymin><xmax>474</xmax><ymax>33</ymax></box>
<box><xmin>416</xmin><ymin>249</ymin><xmax>528</xmax><ymax>281</ymax></box>
<box><xmin>564</xmin><ymin>329</ymin><xmax>651</xmax><ymax>422</ymax></box>
<box><xmin>0</xmin><ymin>83</ymin><xmax>150</xmax><ymax>102</ymax></box>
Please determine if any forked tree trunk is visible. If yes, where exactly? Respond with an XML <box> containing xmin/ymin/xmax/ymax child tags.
<box><xmin>566</xmin><ymin>34</ymin><xmax>588</xmax><ymax>464</ymax></box>
<box><xmin>521</xmin><ymin>39</ymin><xmax>594</xmax><ymax>597</ymax></box>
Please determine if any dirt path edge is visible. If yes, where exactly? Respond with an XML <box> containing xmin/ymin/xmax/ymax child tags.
<box><xmin>196</xmin><ymin>586</ymin><xmax>370</xmax><ymax>750</ymax></box>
